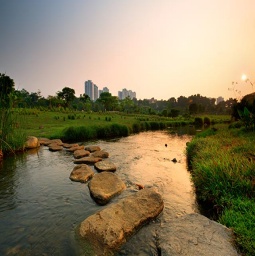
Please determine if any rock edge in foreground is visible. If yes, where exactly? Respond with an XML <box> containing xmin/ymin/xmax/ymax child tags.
<box><xmin>80</xmin><ymin>188</ymin><xmax>164</xmax><ymax>254</ymax></box>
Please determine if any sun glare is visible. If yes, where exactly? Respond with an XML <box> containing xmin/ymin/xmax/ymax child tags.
<box><xmin>241</xmin><ymin>74</ymin><xmax>247</xmax><ymax>81</ymax></box>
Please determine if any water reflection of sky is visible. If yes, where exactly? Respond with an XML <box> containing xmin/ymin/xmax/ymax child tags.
<box><xmin>0</xmin><ymin>131</ymin><xmax>197</xmax><ymax>256</ymax></box>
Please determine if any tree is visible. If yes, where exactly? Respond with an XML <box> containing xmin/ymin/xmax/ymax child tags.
<box><xmin>0</xmin><ymin>73</ymin><xmax>15</xmax><ymax>108</ymax></box>
<box><xmin>96</xmin><ymin>92</ymin><xmax>118</xmax><ymax>111</ymax></box>
<box><xmin>57</xmin><ymin>87</ymin><xmax>75</xmax><ymax>107</ymax></box>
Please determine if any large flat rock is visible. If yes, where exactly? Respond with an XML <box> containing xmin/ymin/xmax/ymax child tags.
<box><xmin>159</xmin><ymin>213</ymin><xmax>239</xmax><ymax>256</ymax></box>
<box><xmin>73</xmin><ymin>149</ymin><xmax>90</xmax><ymax>159</ymax></box>
<box><xmin>88</xmin><ymin>172</ymin><xmax>126</xmax><ymax>205</ymax></box>
<box><xmin>94</xmin><ymin>160</ymin><xmax>116</xmax><ymax>172</ymax></box>
<box><xmin>69</xmin><ymin>164</ymin><xmax>94</xmax><ymax>183</ymax></box>
<box><xmin>92</xmin><ymin>150</ymin><xmax>109</xmax><ymax>158</ymax></box>
<box><xmin>85</xmin><ymin>145</ymin><xmax>101</xmax><ymax>152</ymax></box>
<box><xmin>73</xmin><ymin>157</ymin><xmax>102</xmax><ymax>165</ymax></box>
<box><xmin>80</xmin><ymin>188</ymin><xmax>164</xmax><ymax>254</ymax></box>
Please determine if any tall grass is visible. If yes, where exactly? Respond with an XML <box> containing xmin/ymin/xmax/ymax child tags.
<box><xmin>0</xmin><ymin>109</ymin><xmax>26</xmax><ymax>153</ymax></box>
<box><xmin>187</xmin><ymin>126</ymin><xmax>255</xmax><ymax>255</ymax></box>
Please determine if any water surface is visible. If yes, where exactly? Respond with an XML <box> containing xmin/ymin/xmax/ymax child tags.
<box><xmin>0</xmin><ymin>131</ymin><xmax>197</xmax><ymax>255</ymax></box>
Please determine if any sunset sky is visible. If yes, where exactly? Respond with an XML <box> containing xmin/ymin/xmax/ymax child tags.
<box><xmin>0</xmin><ymin>0</ymin><xmax>255</xmax><ymax>100</ymax></box>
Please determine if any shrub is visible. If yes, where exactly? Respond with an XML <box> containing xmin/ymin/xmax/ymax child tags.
<box><xmin>194</xmin><ymin>117</ymin><xmax>203</xmax><ymax>127</ymax></box>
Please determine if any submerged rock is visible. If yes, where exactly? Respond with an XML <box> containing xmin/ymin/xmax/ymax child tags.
<box><xmin>85</xmin><ymin>145</ymin><xmax>101</xmax><ymax>152</ymax></box>
<box><xmin>73</xmin><ymin>149</ymin><xmax>90</xmax><ymax>159</ymax></box>
<box><xmin>88</xmin><ymin>172</ymin><xmax>126</xmax><ymax>205</ymax></box>
<box><xmin>92</xmin><ymin>150</ymin><xmax>109</xmax><ymax>158</ymax></box>
<box><xmin>25</xmin><ymin>136</ymin><xmax>40</xmax><ymax>149</ymax></box>
<box><xmin>73</xmin><ymin>157</ymin><xmax>102</xmax><ymax>165</ymax></box>
<box><xmin>80</xmin><ymin>188</ymin><xmax>164</xmax><ymax>254</ymax></box>
<box><xmin>94</xmin><ymin>160</ymin><xmax>116</xmax><ymax>172</ymax></box>
<box><xmin>69</xmin><ymin>164</ymin><xmax>94</xmax><ymax>183</ymax></box>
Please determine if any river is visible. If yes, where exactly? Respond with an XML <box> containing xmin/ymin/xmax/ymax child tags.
<box><xmin>0</xmin><ymin>131</ymin><xmax>198</xmax><ymax>255</ymax></box>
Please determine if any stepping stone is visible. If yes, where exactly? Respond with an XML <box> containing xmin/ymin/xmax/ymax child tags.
<box><xmin>63</xmin><ymin>143</ymin><xmax>79</xmax><ymax>148</ymax></box>
<box><xmin>85</xmin><ymin>145</ymin><xmax>101</xmax><ymax>152</ymax></box>
<box><xmin>69</xmin><ymin>164</ymin><xmax>94</xmax><ymax>183</ymax></box>
<box><xmin>73</xmin><ymin>157</ymin><xmax>102</xmax><ymax>165</ymax></box>
<box><xmin>49</xmin><ymin>139</ymin><xmax>63</xmax><ymax>146</ymax></box>
<box><xmin>67</xmin><ymin>145</ymin><xmax>84</xmax><ymax>152</ymax></box>
<box><xmin>80</xmin><ymin>188</ymin><xmax>164</xmax><ymax>255</ymax></box>
<box><xmin>25</xmin><ymin>136</ymin><xmax>40</xmax><ymax>149</ymax></box>
<box><xmin>49</xmin><ymin>144</ymin><xmax>63</xmax><ymax>151</ymax></box>
<box><xmin>88</xmin><ymin>172</ymin><xmax>126</xmax><ymax>205</ymax></box>
<box><xmin>38</xmin><ymin>137</ymin><xmax>51</xmax><ymax>146</ymax></box>
<box><xmin>94</xmin><ymin>160</ymin><xmax>116</xmax><ymax>172</ymax></box>
<box><xmin>74</xmin><ymin>149</ymin><xmax>90</xmax><ymax>159</ymax></box>
<box><xmin>92</xmin><ymin>150</ymin><xmax>109</xmax><ymax>158</ymax></box>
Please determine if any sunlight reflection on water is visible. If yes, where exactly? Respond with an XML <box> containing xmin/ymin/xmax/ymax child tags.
<box><xmin>0</xmin><ymin>131</ymin><xmax>197</xmax><ymax>255</ymax></box>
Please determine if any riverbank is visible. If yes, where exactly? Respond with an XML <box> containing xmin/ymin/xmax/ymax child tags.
<box><xmin>186</xmin><ymin>125</ymin><xmax>255</xmax><ymax>255</ymax></box>
<box><xmin>17</xmin><ymin>109</ymin><xmax>230</xmax><ymax>140</ymax></box>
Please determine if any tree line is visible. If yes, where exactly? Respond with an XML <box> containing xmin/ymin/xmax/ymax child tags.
<box><xmin>12</xmin><ymin>85</ymin><xmax>237</xmax><ymax>116</ymax></box>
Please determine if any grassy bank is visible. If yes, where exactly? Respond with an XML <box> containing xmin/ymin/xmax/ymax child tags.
<box><xmin>186</xmin><ymin>125</ymin><xmax>255</xmax><ymax>255</ymax></box>
<box><xmin>15</xmin><ymin>108</ymin><xmax>230</xmax><ymax>141</ymax></box>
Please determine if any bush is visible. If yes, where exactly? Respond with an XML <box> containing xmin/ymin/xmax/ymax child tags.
<box><xmin>194</xmin><ymin>117</ymin><xmax>203</xmax><ymax>127</ymax></box>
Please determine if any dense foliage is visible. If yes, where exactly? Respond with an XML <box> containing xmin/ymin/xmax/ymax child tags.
<box><xmin>12</xmin><ymin>85</ymin><xmax>237</xmax><ymax>116</ymax></box>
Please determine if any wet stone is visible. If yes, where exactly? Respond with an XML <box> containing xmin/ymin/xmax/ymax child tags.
<box><xmin>25</xmin><ymin>136</ymin><xmax>40</xmax><ymax>149</ymax></box>
<box><xmin>67</xmin><ymin>145</ymin><xmax>84</xmax><ymax>152</ymax></box>
<box><xmin>38</xmin><ymin>137</ymin><xmax>51</xmax><ymax>146</ymax></box>
<box><xmin>73</xmin><ymin>157</ymin><xmax>102</xmax><ymax>165</ymax></box>
<box><xmin>63</xmin><ymin>143</ymin><xmax>79</xmax><ymax>148</ymax></box>
<box><xmin>85</xmin><ymin>145</ymin><xmax>101</xmax><ymax>152</ymax></box>
<box><xmin>94</xmin><ymin>160</ymin><xmax>116</xmax><ymax>172</ymax></box>
<box><xmin>88</xmin><ymin>172</ymin><xmax>126</xmax><ymax>205</ymax></box>
<box><xmin>69</xmin><ymin>164</ymin><xmax>94</xmax><ymax>183</ymax></box>
<box><xmin>73</xmin><ymin>149</ymin><xmax>90</xmax><ymax>159</ymax></box>
<box><xmin>92</xmin><ymin>150</ymin><xmax>109</xmax><ymax>158</ymax></box>
<box><xmin>48</xmin><ymin>144</ymin><xmax>63</xmax><ymax>151</ymax></box>
<box><xmin>80</xmin><ymin>188</ymin><xmax>164</xmax><ymax>255</ymax></box>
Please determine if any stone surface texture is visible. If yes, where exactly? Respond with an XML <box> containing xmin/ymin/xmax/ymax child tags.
<box><xmin>25</xmin><ymin>136</ymin><xmax>40</xmax><ymax>149</ymax></box>
<box><xmin>94</xmin><ymin>160</ymin><xmax>116</xmax><ymax>172</ymax></box>
<box><xmin>92</xmin><ymin>150</ymin><xmax>109</xmax><ymax>158</ymax></box>
<box><xmin>159</xmin><ymin>213</ymin><xmax>239</xmax><ymax>256</ymax></box>
<box><xmin>69</xmin><ymin>164</ymin><xmax>94</xmax><ymax>183</ymax></box>
<box><xmin>88</xmin><ymin>172</ymin><xmax>126</xmax><ymax>205</ymax></box>
<box><xmin>67</xmin><ymin>145</ymin><xmax>84</xmax><ymax>152</ymax></box>
<box><xmin>73</xmin><ymin>157</ymin><xmax>102</xmax><ymax>165</ymax></box>
<box><xmin>85</xmin><ymin>145</ymin><xmax>101</xmax><ymax>152</ymax></box>
<box><xmin>73</xmin><ymin>149</ymin><xmax>90</xmax><ymax>159</ymax></box>
<box><xmin>80</xmin><ymin>188</ymin><xmax>164</xmax><ymax>254</ymax></box>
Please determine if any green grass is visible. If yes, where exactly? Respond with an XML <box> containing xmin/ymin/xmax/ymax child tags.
<box><xmin>15</xmin><ymin>108</ymin><xmax>230</xmax><ymax>140</ymax></box>
<box><xmin>187</xmin><ymin>126</ymin><xmax>255</xmax><ymax>255</ymax></box>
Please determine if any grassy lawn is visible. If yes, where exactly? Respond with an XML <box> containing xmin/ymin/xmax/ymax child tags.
<box><xmin>187</xmin><ymin>125</ymin><xmax>255</xmax><ymax>255</ymax></box>
<box><xmin>16</xmin><ymin>108</ymin><xmax>231</xmax><ymax>139</ymax></box>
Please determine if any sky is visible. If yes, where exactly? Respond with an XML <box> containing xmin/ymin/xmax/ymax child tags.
<box><xmin>0</xmin><ymin>0</ymin><xmax>255</xmax><ymax>101</ymax></box>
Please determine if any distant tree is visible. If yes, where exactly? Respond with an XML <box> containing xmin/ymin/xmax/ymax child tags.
<box><xmin>189</xmin><ymin>103</ymin><xmax>198</xmax><ymax>115</ymax></box>
<box><xmin>96</xmin><ymin>92</ymin><xmax>119</xmax><ymax>111</ymax></box>
<box><xmin>57</xmin><ymin>87</ymin><xmax>75</xmax><ymax>107</ymax></box>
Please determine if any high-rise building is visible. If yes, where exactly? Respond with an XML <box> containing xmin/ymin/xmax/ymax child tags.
<box><xmin>216</xmin><ymin>96</ymin><xmax>224</xmax><ymax>105</ymax></box>
<box><xmin>84</xmin><ymin>80</ymin><xmax>99</xmax><ymax>101</ymax></box>
<box><xmin>84</xmin><ymin>80</ymin><xmax>94</xmax><ymax>100</ymax></box>
<box><xmin>118</xmin><ymin>88</ymin><xmax>136</xmax><ymax>100</ymax></box>
<box><xmin>99</xmin><ymin>87</ymin><xmax>110</xmax><ymax>97</ymax></box>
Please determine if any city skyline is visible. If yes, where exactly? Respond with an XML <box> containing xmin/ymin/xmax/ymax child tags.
<box><xmin>0</xmin><ymin>1</ymin><xmax>255</xmax><ymax>100</ymax></box>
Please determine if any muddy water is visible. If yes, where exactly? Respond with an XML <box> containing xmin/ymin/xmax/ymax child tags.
<box><xmin>0</xmin><ymin>131</ymin><xmax>197</xmax><ymax>255</ymax></box>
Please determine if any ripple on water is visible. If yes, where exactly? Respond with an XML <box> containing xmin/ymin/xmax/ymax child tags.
<box><xmin>0</xmin><ymin>131</ymin><xmax>197</xmax><ymax>255</ymax></box>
